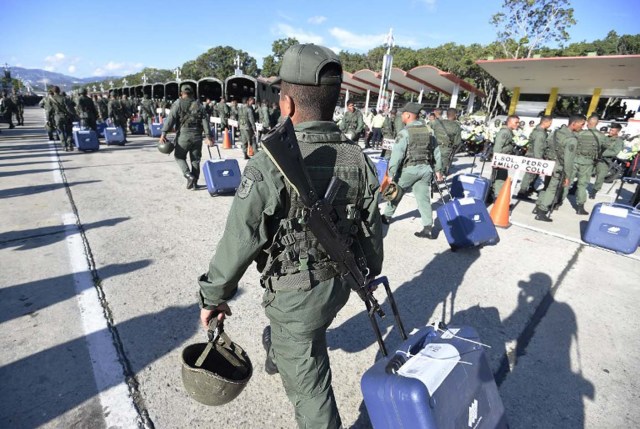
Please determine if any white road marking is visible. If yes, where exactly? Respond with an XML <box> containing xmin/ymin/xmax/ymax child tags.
<box><xmin>49</xmin><ymin>140</ymin><xmax>140</xmax><ymax>428</ymax></box>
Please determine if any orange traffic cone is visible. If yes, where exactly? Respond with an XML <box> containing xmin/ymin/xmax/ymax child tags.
<box><xmin>490</xmin><ymin>176</ymin><xmax>512</xmax><ymax>228</ymax></box>
<box><xmin>247</xmin><ymin>144</ymin><xmax>254</xmax><ymax>157</ymax></box>
<box><xmin>222</xmin><ymin>129</ymin><xmax>232</xmax><ymax>149</ymax></box>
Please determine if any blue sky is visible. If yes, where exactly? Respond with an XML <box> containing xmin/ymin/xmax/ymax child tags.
<box><xmin>1</xmin><ymin>0</ymin><xmax>638</xmax><ymax>79</ymax></box>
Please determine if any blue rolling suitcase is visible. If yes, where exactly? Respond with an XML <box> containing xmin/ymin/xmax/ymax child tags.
<box><xmin>434</xmin><ymin>179</ymin><xmax>499</xmax><ymax>250</ymax></box>
<box><xmin>362</xmin><ymin>325</ymin><xmax>507</xmax><ymax>429</ymax></box>
<box><xmin>96</xmin><ymin>122</ymin><xmax>107</xmax><ymax>138</ymax></box>
<box><xmin>130</xmin><ymin>121</ymin><xmax>145</xmax><ymax>135</ymax></box>
<box><xmin>359</xmin><ymin>277</ymin><xmax>507</xmax><ymax>429</ymax></box>
<box><xmin>150</xmin><ymin>123</ymin><xmax>163</xmax><ymax>138</ymax></box>
<box><xmin>104</xmin><ymin>126</ymin><xmax>125</xmax><ymax>145</ymax></box>
<box><xmin>203</xmin><ymin>146</ymin><xmax>241</xmax><ymax>196</ymax></box>
<box><xmin>73</xmin><ymin>129</ymin><xmax>100</xmax><ymax>152</ymax></box>
<box><xmin>450</xmin><ymin>155</ymin><xmax>491</xmax><ymax>201</ymax></box>
<box><xmin>450</xmin><ymin>173</ymin><xmax>491</xmax><ymax>201</ymax></box>
<box><xmin>583</xmin><ymin>177</ymin><xmax>640</xmax><ymax>254</ymax></box>
<box><xmin>370</xmin><ymin>156</ymin><xmax>389</xmax><ymax>185</ymax></box>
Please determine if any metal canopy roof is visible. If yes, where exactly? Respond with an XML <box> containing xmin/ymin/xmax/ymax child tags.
<box><xmin>476</xmin><ymin>55</ymin><xmax>640</xmax><ymax>97</ymax></box>
<box><xmin>339</xmin><ymin>65</ymin><xmax>484</xmax><ymax>97</ymax></box>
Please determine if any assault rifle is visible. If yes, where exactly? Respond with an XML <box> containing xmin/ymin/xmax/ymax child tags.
<box><xmin>261</xmin><ymin>118</ymin><xmax>406</xmax><ymax>353</ymax></box>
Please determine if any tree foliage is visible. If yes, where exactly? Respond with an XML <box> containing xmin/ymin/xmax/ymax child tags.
<box><xmin>181</xmin><ymin>46</ymin><xmax>258</xmax><ymax>81</ymax></box>
<box><xmin>261</xmin><ymin>37</ymin><xmax>299</xmax><ymax>77</ymax></box>
<box><xmin>491</xmin><ymin>0</ymin><xmax>576</xmax><ymax>59</ymax></box>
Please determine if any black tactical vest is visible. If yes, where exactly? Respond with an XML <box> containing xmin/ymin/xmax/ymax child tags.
<box><xmin>262</xmin><ymin>130</ymin><xmax>368</xmax><ymax>291</ymax></box>
<box><xmin>404</xmin><ymin>126</ymin><xmax>433</xmax><ymax>167</ymax></box>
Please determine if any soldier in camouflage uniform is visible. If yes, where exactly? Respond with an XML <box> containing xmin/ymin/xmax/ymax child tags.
<box><xmin>11</xmin><ymin>90</ymin><xmax>24</xmax><ymax>125</ymax></box>
<box><xmin>571</xmin><ymin>115</ymin><xmax>606</xmax><ymax>215</ymax></box>
<box><xmin>198</xmin><ymin>44</ymin><xmax>383</xmax><ymax>429</ymax></box>
<box><xmin>39</xmin><ymin>89</ymin><xmax>57</xmax><ymax>140</ymax></box>
<box><xmin>49</xmin><ymin>86</ymin><xmax>77</xmax><ymax>151</ymax></box>
<box><xmin>108</xmin><ymin>94</ymin><xmax>129</xmax><ymax>143</ymax></box>
<box><xmin>216</xmin><ymin>97</ymin><xmax>230</xmax><ymax>131</ymax></box>
<box><xmin>140</xmin><ymin>94</ymin><xmax>156</xmax><ymax>136</ymax></box>
<box><xmin>430</xmin><ymin>108</ymin><xmax>462</xmax><ymax>176</ymax></box>
<box><xmin>516</xmin><ymin>115</ymin><xmax>552</xmax><ymax>200</ymax></box>
<box><xmin>77</xmin><ymin>88</ymin><xmax>99</xmax><ymax>134</ymax></box>
<box><xmin>239</xmin><ymin>97</ymin><xmax>257</xmax><ymax>159</ymax></box>
<box><xmin>159</xmin><ymin>85</ymin><xmax>212</xmax><ymax>190</ymax></box>
<box><xmin>491</xmin><ymin>115</ymin><xmax>519</xmax><ymax>197</ymax></box>
<box><xmin>1</xmin><ymin>91</ymin><xmax>16</xmax><ymax>129</ymax></box>
<box><xmin>339</xmin><ymin>100</ymin><xmax>364</xmax><ymax>141</ymax></box>
<box><xmin>534</xmin><ymin>115</ymin><xmax>583</xmax><ymax>222</ymax></box>
<box><xmin>382</xmin><ymin>102</ymin><xmax>443</xmax><ymax>238</ymax></box>
<box><xmin>591</xmin><ymin>123</ymin><xmax>625</xmax><ymax>198</ymax></box>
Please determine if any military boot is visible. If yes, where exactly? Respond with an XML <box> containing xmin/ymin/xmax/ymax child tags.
<box><xmin>414</xmin><ymin>226</ymin><xmax>434</xmax><ymax>239</ymax></box>
<box><xmin>576</xmin><ymin>204</ymin><xmax>589</xmax><ymax>215</ymax></box>
<box><xmin>262</xmin><ymin>326</ymin><xmax>279</xmax><ymax>375</ymax></box>
<box><xmin>184</xmin><ymin>173</ymin><xmax>196</xmax><ymax>189</ymax></box>
<box><xmin>535</xmin><ymin>210</ymin><xmax>552</xmax><ymax>222</ymax></box>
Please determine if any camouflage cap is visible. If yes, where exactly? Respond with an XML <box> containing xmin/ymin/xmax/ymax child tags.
<box><xmin>399</xmin><ymin>102</ymin><xmax>423</xmax><ymax>115</ymax></box>
<box><xmin>181</xmin><ymin>84</ymin><xmax>193</xmax><ymax>93</ymax></box>
<box><xmin>273</xmin><ymin>44</ymin><xmax>342</xmax><ymax>86</ymax></box>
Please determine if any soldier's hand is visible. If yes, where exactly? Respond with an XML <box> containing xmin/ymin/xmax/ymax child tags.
<box><xmin>435</xmin><ymin>171</ymin><xmax>444</xmax><ymax>182</ymax></box>
<box><xmin>562</xmin><ymin>178</ymin><xmax>569</xmax><ymax>187</ymax></box>
<box><xmin>200</xmin><ymin>303</ymin><xmax>232</xmax><ymax>330</ymax></box>
<box><xmin>159</xmin><ymin>135</ymin><xmax>166</xmax><ymax>144</ymax></box>
<box><xmin>205</xmin><ymin>137</ymin><xmax>213</xmax><ymax>147</ymax></box>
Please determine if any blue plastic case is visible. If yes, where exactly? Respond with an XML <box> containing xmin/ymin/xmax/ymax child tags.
<box><xmin>361</xmin><ymin>325</ymin><xmax>507</xmax><ymax>429</ymax></box>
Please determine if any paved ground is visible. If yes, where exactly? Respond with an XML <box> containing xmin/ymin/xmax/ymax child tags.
<box><xmin>0</xmin><ymin>107</ymin><xmax>638</xmax><ymax>429</ymax></box>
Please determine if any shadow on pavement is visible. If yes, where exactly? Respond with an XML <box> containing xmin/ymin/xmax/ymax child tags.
<box><xmin>0</xmin><ymin>304</ymin><xmax>198</xmax><ymax>428</ymax></box>
<box><xmin>498</xmin><ymin>272</ymin><xmax>594</xmax><ymax>428</ymax></box>
<box><xmin>0</xmin><ymin>259</ymin><xmax>151</xmax><ymax>325</ymax></box>
<box><xmin>0</xmin><ymin>217</ymin><xmax>129</xmax><ymax>251</ymax></box>
<box><xmin>0</xmin><ymin>180</ymin><xmax>100</xmax><ymax>199</ymax></box>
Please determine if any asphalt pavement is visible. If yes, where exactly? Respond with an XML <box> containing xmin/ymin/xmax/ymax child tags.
<box><xmin>0</xmin><ymin>107</ymin><xmax>638</xmax><ymax>429</ymax></box>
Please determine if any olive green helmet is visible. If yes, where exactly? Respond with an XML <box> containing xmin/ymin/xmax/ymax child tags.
<box><xmin>181</xmin><ymin>320</ymin><xmax>252</xmax><ymax>406</ymax></box>
<box><xmin>157</xmin><ymin>139</ymin><xmax>175</xmax><ymax>154</ymax></box>
<box><xmin>382</xmin><ymin>181</ymin><xmax>404</xmax><ymax>204</ymax></box>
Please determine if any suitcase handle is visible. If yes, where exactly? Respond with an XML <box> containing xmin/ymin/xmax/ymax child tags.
<box><xmin>207</xmin><ymin>144</ymin><xmax>222</xmax><ymax>160</ymax></box>
<box><xmin>366</xmin><ymin>276</ymin><xmax>408</xmax><ymax>357</ymax></box>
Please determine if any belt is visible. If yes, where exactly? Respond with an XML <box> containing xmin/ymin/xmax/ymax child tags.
<box><xmin>261</xmin><ymin>266</ymin><xmax>339</xmax><ymax>292</ymax></box>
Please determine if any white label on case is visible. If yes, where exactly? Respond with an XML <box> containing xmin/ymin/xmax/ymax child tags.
<box><xmin>459</xmin><ymin>175</ymin><xmax>476</xmax><ymax>184</ymax></box>
<box><xmin>397</xmin><ymin>343</ymin><xmax>460</xmax><ymax>396</ymax></box>
<box><xmin>459</xmin><ymin>197</ymin><xmax>476</xmax><ymax>206</ymax></box>
<box><xmin>600</xmin><ymin>205</ymin><xmax>628</xmax><ymax>218</ymax></box>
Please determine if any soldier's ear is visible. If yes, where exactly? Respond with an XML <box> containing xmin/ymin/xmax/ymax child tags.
<box><xmin>280</xmin><ymin>94</ymin><xmax>294</xmax><ymax>118</ymax></box>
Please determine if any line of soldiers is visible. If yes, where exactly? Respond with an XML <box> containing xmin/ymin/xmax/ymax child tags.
<box><xmin>0</xmin><ymin>89</ymin><xmax>25</xmax><ymax>130</ymax></box>
<box><xmin>490</xmin><ymin>113</ymin><xmax>626</xmax><ymax>221</ymax></box>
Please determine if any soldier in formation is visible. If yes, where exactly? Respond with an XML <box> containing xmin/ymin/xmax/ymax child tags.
<box><xmin>238</xmin><ymin>97</ymin><xmax>257</xmax><ymax>159</ymax></box>
<box><xmin>198</xmin><ymin>44</ymin><xmax>382</xmax><ymax>429</ymax></box>
<box><xmin>516</xmin><ymin>115</ymin><xmax>553</xmax><ymax>200</ymax></box>
<box><xmin>430</xmin><ymin>108</ymin><xmax>462</xmax><ymax>175</ymax></box>
<box><xmin>339</xmin><ymin>100</ymin><xmax>364</xmax><ymax>140</ymax></box>
<box><xmin>491</xmin><ymin>115</ymin><xmax>519</xmax><ymax>197</ymax></box>
<box><xmin>533</xmin><ymin>115</ymin><xmax>584</xmax><ymax>222</ymax></box>
<box><xmin>591</xmin><ymin>123</ymin><xmax>625</xmax><ymax>198</ymax></box>
<box><xmin>76</xmin><ymin>88</ymin><xmax>99</xmax><ymax>134</ymax></box>
<box><xmin>382</xmin><ymin>102</ymin><xmax>443</xmax><ymax>238</ymax></box>
<box><xmin>108</xmin><ymin>93</ymin><xmax>129</xmax><ymax>143</ymax></box>
<box><xmin>49</xmin><ymin>86</ymin><xmax>77</xmax><ymax>151</ymax></box>
<box><xmin>159</xmin><ymin>84</ymin><xmax>211</xmax><ymax>190</ymax></box>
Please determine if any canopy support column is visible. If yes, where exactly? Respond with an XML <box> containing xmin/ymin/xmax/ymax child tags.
<box><xmin>587</xmin><ymin>88</ymin><xmax>602</xmax><ymax>117</ymax></box>
<box><xmin>545</xmin><ymin>87</ymin><xmax>559</xmax><ymax>115</ymax></box>
<box><xmin>508</xmin><ymin>87</ymin><xmax>520</xmax><ymax>116</ymax></box>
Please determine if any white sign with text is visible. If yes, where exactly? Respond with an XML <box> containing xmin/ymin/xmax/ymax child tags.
<box><xmin>492</xmin><ymin>154</ymin><xmax>556</xmax><ymax>176</ymax></box>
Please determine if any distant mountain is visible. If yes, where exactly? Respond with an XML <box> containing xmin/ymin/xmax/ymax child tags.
<box><xmin>8</xmin><ymin>67</ymin><xmax>121</xmax><ymax>91</ymax></box>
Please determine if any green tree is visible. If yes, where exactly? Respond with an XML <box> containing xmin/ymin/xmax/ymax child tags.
<box><xmin>338</xmin><ymin>51</ymin><xmax>369</xmax><ymax>73</ymax></box>
<box><xmin>261</xmin><ymin>37</ymin><xmax>299</xmax><ymax>77</ymax></box>
<box><xmin>181</xmin><ymin>46</ymin><xmax>258</xmax><ymax>81</ymax></box>
<box><xmin>491</xmin><ymin>0</ymin><xmax>576</xmax><ymax>59</ymax></box>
